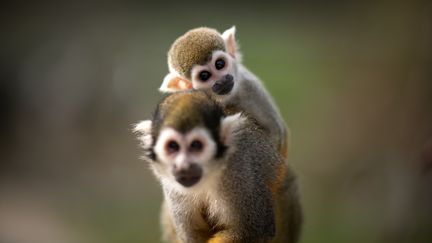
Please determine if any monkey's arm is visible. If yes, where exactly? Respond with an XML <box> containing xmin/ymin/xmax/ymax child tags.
<box><xmin>236</xmin><ymin>65</ymin><xmax>290</xmax><ymax>159</ymax></box>
<box><xmin>164</xmin><ymin>192</ymin><xmax>210</xmax><ymax>243</ymax></box>
<box><xmin>207</xmin><ymin>176</ymin><xmax>276</xmax><ymax>243</ymax></box>
<box><xmin>160</xmin><ymin>200</ymin><xmax>182</xmax><ymax>243</ymax></box>
<box><xmin>207</xmin><ymin>137</ymin><xmax>278</xmax><ymax>243</ymax></box>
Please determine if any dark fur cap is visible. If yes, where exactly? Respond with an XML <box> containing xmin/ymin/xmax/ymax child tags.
<box><xmin>151</xmin><ymin>91</ymin><xmax>226</xmax><ymax>157</ymax></box>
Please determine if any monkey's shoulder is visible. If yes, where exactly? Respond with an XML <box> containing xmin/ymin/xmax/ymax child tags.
<box><xmin>231</xmin><ymin>118</ymin><xmax>275</xmax><ymax>147</ymax></box>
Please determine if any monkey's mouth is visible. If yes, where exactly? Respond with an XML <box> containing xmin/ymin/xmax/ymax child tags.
<box><xmin>173</xmin><ymin>163</ymin><xmax>203</xmax><ymax>187</ymax></box>
<box><xmin>176</xmin><ymin>175</ymin><xmax>202</xmax><ymax>187</ymax></box>
<box><xmin>212</xmin><ymin>75</ymin><xmax>234</xmax><ymax>95</ymax></box>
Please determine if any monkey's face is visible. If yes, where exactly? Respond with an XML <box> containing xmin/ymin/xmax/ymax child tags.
<box><xmin>189</xmin><ymin>50</ymin><xmax>239</xmax><ymax>99</ymax></box>
<box><xmin>153</xmin><ymin>127</ymin><xmax>218</xmax><ymax>188</ymax></box>
<box><xmin>160</xmin><ymin>26</ymin><xmax>240</xmax><ymax>102</ymax></box>
<box><xmin>134</xmin><ymin>91</ymin><xmax>245</xmax><ymax>192</ymax></box>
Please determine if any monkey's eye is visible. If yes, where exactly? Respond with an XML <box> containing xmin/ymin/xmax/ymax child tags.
<box><xmin>189</xmin><ymin>140</ymin><xmax>203</xmax><ymax>152</ymax></box>
<box><xmin>215</xmin><ymin>59</ymin><xmax>225</xmax><ymax>70</ymax></box>
<box><xmin>166</xmin><ymin>140</ymin><xmax>180</xmax><ymax>153</ymax></box>
<box><xmin>199</xmin><ymin>71</ymin><xmax>211</xmax><ymax>81</ymax></box>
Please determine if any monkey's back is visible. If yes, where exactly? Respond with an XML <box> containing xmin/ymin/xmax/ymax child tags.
<box><xmin>219</xmin><ymin>119</ymin><xmax>302</xmax><ymax>243</ymax></box>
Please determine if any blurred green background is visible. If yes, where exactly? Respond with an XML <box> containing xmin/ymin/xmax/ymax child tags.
<box><xmin>1</xmin><ymin>1</ymin><xmax>432</xmax><ymax>243</ymax></box>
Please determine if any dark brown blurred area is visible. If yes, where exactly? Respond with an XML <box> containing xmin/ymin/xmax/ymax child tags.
<box><xmin>1</xmin><ymin>1</ymin><xmax>432</xmax><ymax>243</ymax></box>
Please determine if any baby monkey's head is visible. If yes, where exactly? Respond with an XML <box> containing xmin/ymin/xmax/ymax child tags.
<box><xmin>160</xmin><ymin>26</ymin><xmax>241</xmax><ymax>101</ymax></box>
<box><xmin>134</xmin><ymin>91</ymin><xmax>244</xmax><ymax>190</ymax></box>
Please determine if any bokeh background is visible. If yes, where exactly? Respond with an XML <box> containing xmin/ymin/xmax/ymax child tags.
<box><xmin>1</xmin><ymin>1</ymin><xmax>432</xmax><ymax>242</ymax></box>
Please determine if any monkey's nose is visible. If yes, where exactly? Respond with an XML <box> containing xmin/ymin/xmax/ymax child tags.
<box><xmin>224</xmin><ymin>74</ymin><xmax>233</xmax><ymax>82</ymax></box>
<box><xmin>173</xmin><ymin>163</ymin><xmax>202</xmax><ymax>187</ymax></box>
<box><xmin>212</xmin><ymin>75</ymin><xmax>234</xmax><ymax>95</ymax></box>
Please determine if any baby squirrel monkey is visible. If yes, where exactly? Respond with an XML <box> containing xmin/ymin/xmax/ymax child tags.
<box><xmin>134</xmin><ymin>91</ymin><xmax>302</xmax><ymax>243</ymax></box>
<box><xmin>160</xmin><ymin>26</ymin><xmax>290</xmax><ymax>159</ymax></box>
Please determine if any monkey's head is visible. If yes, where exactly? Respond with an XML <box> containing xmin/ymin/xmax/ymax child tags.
<box><xmin>160</xmin><ymin>26</ymin><xmax>241</xmax><ymax>102</ymax></box>
<box><xmin>134</xmin><ymin>91</ymin><xmax>244</xmax><ymax>190</ymax></box>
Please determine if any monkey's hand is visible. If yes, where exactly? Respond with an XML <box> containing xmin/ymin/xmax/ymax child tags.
<box><xmin>207</xmin><ymin>230</ymin><xmax>269</xmax><ymax>243</ymax></box>
<box><xmin>207</xmin><ymin>231</ymin><xmax>235</xmax><ymax>243</ymax></box>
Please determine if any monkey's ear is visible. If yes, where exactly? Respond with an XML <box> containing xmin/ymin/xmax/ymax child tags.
<box><xmin>133</xmin><ymin>120</ymin><xmax>153</xmax><ymax>149</ymax></box>
<box><xmin>159</xmin><ymin>72</ymin><xmax>193</xmax><ymax>93</ymax></box>
<box><xmin>220</xmin><ymin>112</ymin><xmax>246</xmax><ymax>145</ymax></box>
<box><xmin>222</xmin><ymin>26</ymin><xmax>237</xmax><ymax>58</ymax></box>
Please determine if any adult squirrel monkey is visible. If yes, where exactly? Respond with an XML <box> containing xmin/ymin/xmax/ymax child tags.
<box><xmin>134</xmin><ymin>91</ymin><xmax>302</xmax><ymax>243</ymax></box>
<box><xmin>160</xmin><ymin>26</ymin><xmax>290</xmax><ymax>159</ymax></box>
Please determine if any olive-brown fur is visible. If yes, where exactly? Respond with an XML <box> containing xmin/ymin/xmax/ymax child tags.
<box><xmin>151</xmin><ymin>91</ymin><xmax>226</xmax><ymax>157</ymax></box>
<box><xmin>168</xmin><ymin>27</ymin><xmax>225</xmax><ymax>79</ymax></box>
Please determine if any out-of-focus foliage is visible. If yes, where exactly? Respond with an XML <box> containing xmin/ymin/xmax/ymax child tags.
<box><xmin>1</xmin><ymin>1</ymin><xmax>431</xmax><ymax>242</ymax></box>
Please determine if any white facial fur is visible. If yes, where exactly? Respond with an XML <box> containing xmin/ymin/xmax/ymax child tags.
<box><xmin>190</xmin><ymin>50</ymin><xmax>239</xmax><ymax>99</ymax></box>
<box><xmin>134</xmin><ymin>112</ymin><xmax>244</xmax><ymax>195</ymax></box>
<box><xmin>133</xmin><ymin>120</ymin><xmax>152</xmax><ymax>149</ymax></box>
<box><xmin>152</xmin><ymin>127</ymin><xmax>217</xmax><ymax>187</ymax></box>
